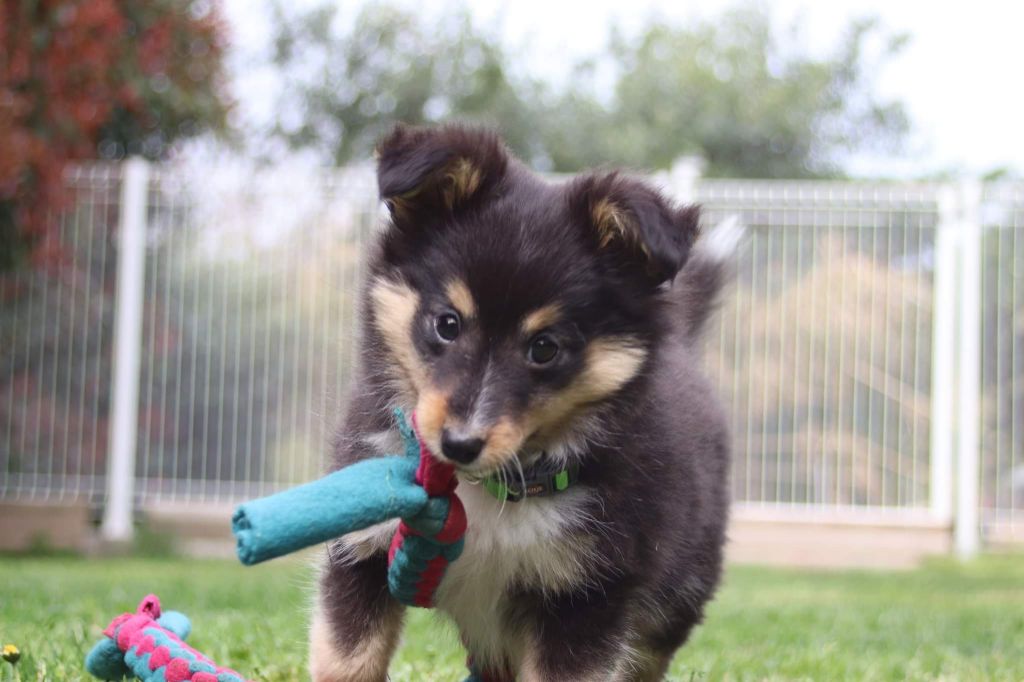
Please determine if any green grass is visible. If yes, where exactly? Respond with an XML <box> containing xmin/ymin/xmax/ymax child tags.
<box><xmin>1</xmin><ymin>554</ymin><xmax>1021</xmax><ymax>681</ymax></box>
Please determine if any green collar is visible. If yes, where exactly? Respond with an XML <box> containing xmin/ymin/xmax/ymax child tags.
<box><xmin>482</xmin><ymin>460</ymin><xmax>580</xmax><ymax>503</ymax></box>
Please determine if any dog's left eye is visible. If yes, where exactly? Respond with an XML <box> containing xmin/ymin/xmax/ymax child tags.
<box><xmin>527</xmin><ymin>335</ymin><xmax>559</xmax><ymax>364</ymax></box>
<box><xmin>434</xmin><ymin>312</ymin><xmax>461</xmax><ymax>342</ymax></box>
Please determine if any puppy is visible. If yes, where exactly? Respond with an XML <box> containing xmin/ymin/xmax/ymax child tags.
<box><xmin>311</xmin><ymin>124</ymin><xmax>731</xmax><ymax>682</ymax></box>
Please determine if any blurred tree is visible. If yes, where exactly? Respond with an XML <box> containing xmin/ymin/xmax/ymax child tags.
<box><xmin>269</xmin><ymin>2</ymin><xmax>542</xmax><ymax>166</ymax></box>
<box><xmin>0</xmin><ymin>0</ymin><xmax>232</xmax><ymax>269</ymax></box>
<box><xmin>270</xmin><ymin>3</ymin><xmax>908</xmax><ymax>178</ymax></box>
<box><xmin>0</xmin><ymin>0</ymin><xmax>232</xmax><ymax>500</ymax></box>
<box><xmin>547</xmin><ymin>9</ymin><xmax>910</xmax><ymax>177</ymax></box>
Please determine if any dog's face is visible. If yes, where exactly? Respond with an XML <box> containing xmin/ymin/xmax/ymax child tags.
<box><xmin>365</xmin><ymin>125</ymin><xmax>699</xmax><ymax>476</ymax></box>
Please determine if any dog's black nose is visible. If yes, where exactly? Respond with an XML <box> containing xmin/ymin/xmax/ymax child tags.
<box><xmin>441</xmin><ymin>429</ymin><xmax>484</xmax><ymax>464</ymax></box>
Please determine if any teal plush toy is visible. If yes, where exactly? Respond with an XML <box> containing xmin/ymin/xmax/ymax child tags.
<box><xmin>232</xmin><ymin>454</ymin><xmax>425</xmax><ymax>565</ymax></box>
<box><xmin>233</xmin><ymin>410</ymin><xmax>467</xmax><ymax>607</ymax></box>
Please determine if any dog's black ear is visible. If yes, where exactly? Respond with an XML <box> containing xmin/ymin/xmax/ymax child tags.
<box><xmin>376</xmin><ymin>123</ymin><xmax>509</xmax><ymax>228</ymax></box>
<box><xmin>568</xmin><ymin>172</ymin><xmax>701</xmax><ymax>287</ymax></box>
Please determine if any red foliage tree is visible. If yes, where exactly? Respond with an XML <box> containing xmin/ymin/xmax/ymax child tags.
<box><xmin>0</xmin><ymin>0</ymin><xmax>231</xmax><ymax>268</ymax></box>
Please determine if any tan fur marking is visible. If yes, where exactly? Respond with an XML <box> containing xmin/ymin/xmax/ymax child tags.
<box><xmin>370</xmin><ymin>278</ymin><xmax>424</xmax><ymax>392</ymax></box>
<box><xmin>577</xmin><ymin>336</ymin><xmax>648</xmax><ymax>398</ymax></box>
<box><xmin>445</xmin><ymin>279</ymin><xmax>476</xmax><ymax>319</ymax></box>
<box><xmin>474</xmin><ymin>416</ymin><xmax>527</xmax><ymax>473</ymax></box>
<box><xmin>456</xmin><ymin>335</ymin><xmax>648</xmax><ymax>472</ymax></box>
<box><xmin>385</xmin><ymin>197</ymin><xmax>411</xmax><ymax>222</ymax></box>
<box><xmin>592</xmin><ymin>198</ymin><xmax>652</xmax><ymax>259</ymax></box>
<box><xmin>414</xmin><ymin>389</ymin><xmax>450</xmax><ymax>455</ymax></box>
<box><xmin>383</xmin><ymin>157</ymin><xmax>481</xmax><ymax>218</ymax></box>
<box><xmin>521</xmin><ymin>304</ymin><xmax>562</xmax><ymax>336</ymax></box>
<box><xmin>525</xmin><ymin>335</ymin><xmax>648</xmax><ymax>442</ymax></box>
<box><xmin>593</xmin><ymin>198</ymin><xmax>630</xmax><ymax>248</ymax></box>
<box><xmin>385</xmin><ymin>182</ymin><xmax>430</xmax><ymax>223</ymax></box>
<box><xmin>443</xmin><ymin>157</ymin><xmax>482</xmax><ymax>208</ymax></box>
<box><xmin>308</xmin><ymin>603</ymin><xmax>402</xmax><ymax>682</ymax></box>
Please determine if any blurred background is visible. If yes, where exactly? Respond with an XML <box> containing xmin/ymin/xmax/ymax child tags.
<box><xmin>1</xmin><ymin>0</ymin><xmax>1022</xmax><ymax>564</ymax></box>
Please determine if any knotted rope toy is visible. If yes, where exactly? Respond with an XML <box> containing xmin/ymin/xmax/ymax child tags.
<box><xmin>231</xmin><ymin>410</ymin><xmax>467</xmax><ymax>607</ymax></box>
<box><xmin>234</xmin><ymin>410</ymin><xmax>516</xmax><ymax>680</ymax></box>
<box><xmin>85</xmin><ymin>594</ymin><xmax>248</xmax><ymax>682</ymax></box>
<box><xmin>86</xmin><ymin>415</ymin><xmax>510</xmax><ymax>681</ymax></box>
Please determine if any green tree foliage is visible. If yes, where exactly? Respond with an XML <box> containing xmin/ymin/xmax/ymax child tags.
<box><xmin>268</xmin><ymin>3</ymin><xmax>908</xmax><ymax>177</ymax></box>
<box><xmin>270</xmin><ymin>3</ymin><xmax>540</xmax><ymax>165</ymax></box>
<box><xmin>546</xmin><ymin>10</ymin><xmax>909</xmax><ymax>177</ymax></box>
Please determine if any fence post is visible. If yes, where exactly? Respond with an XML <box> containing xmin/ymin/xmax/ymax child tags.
<box><xmin>101</xmin><ymin>158</ymin><xmax>149</xmax><ymax>543</ymax></box>
<box><xmin>668</xmin><ymin>155</ymin><xmax>705</xmax><ymax>204</ymax></box>
<box><xmin>929</xmin><ymin>187</ymin><xmax>957</xmax><ymax>525</ymax></box>
<box><xmin>955</xmin><ymin>180</ymin><xmax>983</xmax><ymax>559</ymax></box>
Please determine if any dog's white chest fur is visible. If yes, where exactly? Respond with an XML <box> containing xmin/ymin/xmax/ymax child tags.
<box><xmin>346</xmin><ymin>430</ymin><xmax>594</xmax><ymax>669</ymax></box>
<box><xmin>433</xmin><ymin>480</ymin><xmax>593</xmax><ymax>668</ymax></box>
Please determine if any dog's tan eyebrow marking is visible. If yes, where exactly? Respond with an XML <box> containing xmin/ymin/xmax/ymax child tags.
<box><xmin>521</xmin><ymin>303</ymin><xmax>562</xmax><ymax>336</ymax></box>
<box><xmin>445</xmin><ymin>279</ymin><xmax>476</xmax><ymax>319</ymax></box>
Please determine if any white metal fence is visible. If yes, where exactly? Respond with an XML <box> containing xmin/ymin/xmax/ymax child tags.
<box><xmin>979</xmin><ymin>182</ymin><xmax>1024</xmax><ymax>544</ymax></box>
<box><xmin>1</xmin><ymin>161</ymin><xmax>1021</xmax><ymax>553</ymax></box>
<box><xmin>697</xmin><ymin>182</ymin><xmax>940</xmax><ymax>515</ymax></box>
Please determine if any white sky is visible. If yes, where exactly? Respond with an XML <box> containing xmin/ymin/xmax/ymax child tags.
<box><xmin>224</xmin><ymin>0</ymin><xmax>1024</xmax><ymax>178</ymax></box>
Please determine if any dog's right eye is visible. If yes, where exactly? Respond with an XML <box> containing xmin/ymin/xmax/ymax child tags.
<box><xmin>527</xmin><ymin>334</ymin><xmax>559</xmax><ymax>365</ymax></box>
<box><xmin>434</xmin><ymin>312</ymin><xmax>461</xmax><ymax>342</ymax></box>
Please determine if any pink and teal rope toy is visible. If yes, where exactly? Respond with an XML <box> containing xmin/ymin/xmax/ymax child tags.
<box><xmin>231</xmin><ymin>409</ymin><xmax>467</xmax><ymax>607</ymax></box>
<box><xmin>86</xmin><ymin>411</ymin><xmax>479</xmax><ymax>681</ymax></box>
<box><xmin>85</xmin><ymin>595</ymin><xmax>248</xmax><ymax>682</ymax></box>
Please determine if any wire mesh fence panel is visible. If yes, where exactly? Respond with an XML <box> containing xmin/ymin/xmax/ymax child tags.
<box><xmin>130</xmin><ymin>164</ymin><xmax>379</xmax><ymax>503</ymax></box>
<box><xmin>5</xmin><ymin>164</ymin><xmax>1023</xmax><ymax>542</ymax></box>
<box><xmin>980</xmin><ymin>182</ymin><xmax>1024</xmax><ymax>540</ymax></box>
<box><xmin>1</xmin><ymin>165</ymin><xmax>121</xmax><ymax>502</ymax></box>
<box><xmin>697</xmin><ymin>181</ymin><xmax>941</xmax><ymax>511</ymax></box>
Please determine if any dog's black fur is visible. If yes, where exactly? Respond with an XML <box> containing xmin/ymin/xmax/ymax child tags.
<box><xmin>313</xmin><ymin>124</ymin><xmax>731</xmax><ymax>681</ymax></box>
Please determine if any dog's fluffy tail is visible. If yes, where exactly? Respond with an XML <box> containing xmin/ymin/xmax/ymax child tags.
<box><xmin>672</xmin><ymin>214</ymin><xmax>745</xmax><ymax>343</ymax></box>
